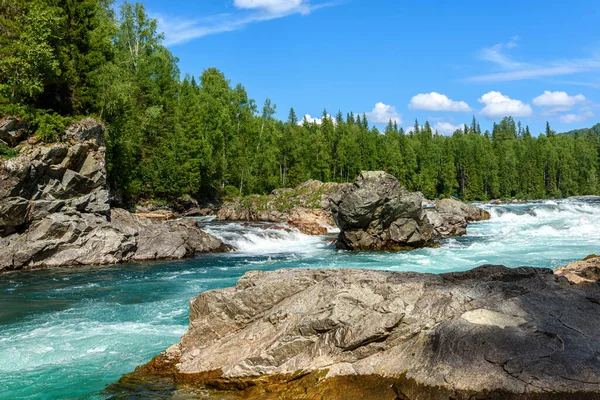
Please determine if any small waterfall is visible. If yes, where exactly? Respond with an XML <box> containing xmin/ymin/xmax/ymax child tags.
<box><xmin>198</xmin><ymin>221</ymin><xmax>333</xmax><ymax>255</ymax></box>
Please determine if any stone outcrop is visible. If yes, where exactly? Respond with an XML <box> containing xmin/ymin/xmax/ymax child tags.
<box><xmin>0</xmin><ymin>117</ymin><xmax>227</xmax><ymax>271</ymax></box>
<box><xmin>0</xmin><ymin>116</ymin><xmax>28</xmax><ymax>147</ymax></box>
<box><xmin>114</xmin><ymin>265</ymin><xmax>600</xmax><ymax>399</ymax></box>
<box><xmin>331</xmin><ymin>171</ymin><xmax>435</xmax><ymax>250</ymax></box>
<box><xmin>555</xmin><ymin>254</ymin><xmax>600</xmax><ymax>284</ymax></box>
<box><xmin>331</xmin><ymin>172</ymin><xmax>491</xmax><ymax>249</ymax></box>
<box><xmin>426</xmin><ymin>198</ymin><xmax>491</xmax><ymax>237</ymax></box>
<box><xmin>0</xmin><ymin>117</ymin><xmax>110</xmax><ymax>237</ymax></box>
<box><xmin>217</xmin><ymin>180</ymin><xmax>350</xmax><ymax>235</ymax></box>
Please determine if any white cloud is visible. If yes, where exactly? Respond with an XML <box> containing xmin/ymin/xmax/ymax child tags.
<box><xmin>234</xmin><ymin>0</ymin><xmax>308</xmax><ymax>14</ymax></box>
<box><xmin>365</xmin><ymin>102</ymin><xmax>402</xmax><ymax>124</ymax></box>
<box><xmin>559</xmin><ymin>111</ymin><xmax>594</xmax><ymax>124</ymax></box>
<box><xmin>506</xmin><ymin>35</ymin><xmax>520</xmax><ymax>49</ymax></box>
<box><xmin>478</xmin><ymin>37</ymin><xmax>526</xmax><ymax>70</ymax></box>
<box><xmin>156</xmin><ymin>1</ymin><xmax>332</xmax><ymax>46</ymax></box>
<box><xmin>433</xmin><ymin>121</ymin><xmax>464</xmax><ymax>135</ymax></box>
<box><xmin>299</xmin><ymin>113</ymin><xmax>335</xmax><ymax>125</ymax></box>
<box><xmin>408</xmin><ymin>92</ymin><xmax>471</xmax><ymax>112</ymax></box>
<box><xmin>466</xmin><ymin>37</ymin><xmax>600</xmax><ymax>83</ymax></box>
<box><xmin>532</xmin><ymin>90</ymin><xmax>586</xmax><ymax>113</ymax></box>
<box><xmin>478</xmin><ymin>91</ymin><xmax>533</xmax><ymax>119</ymax></box>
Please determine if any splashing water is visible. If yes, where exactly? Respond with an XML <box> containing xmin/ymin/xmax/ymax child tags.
<box><xmin>1</xmin><ymin>199</ymin><xmax>599</xmax><ymax>399</ymax></box>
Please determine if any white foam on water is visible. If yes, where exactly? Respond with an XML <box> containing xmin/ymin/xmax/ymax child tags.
<box><xmin>201</xmin><ymin>221</ymin><xmax>329</xmax><ymax>256</ymax></box>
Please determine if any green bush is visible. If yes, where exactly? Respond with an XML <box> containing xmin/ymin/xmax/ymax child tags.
<box><xmin>0</xmin><ymin>105</ymin><xmax>74</xmax><ymax>143</ymax></box>
<box><xmin>0</xmin><ymin>143</ymin><xmax>18</xmax><ymax>158</ymax></box>
<box><xmin>223</xmin><ymin>185</ymin><xmax>241</xmax><ymax>199</ymax></box>
<box><xmin>34</xmin><ymin>112</ymin><xmax>73</xmax><ymax>143</ymax></box>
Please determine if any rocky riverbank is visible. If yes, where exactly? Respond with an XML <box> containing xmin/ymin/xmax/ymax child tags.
<box><xmin>113</xmin><ymin>265</ymin><xmax>600</xmax><ymax>399</ymax></box>
<box><xmin>216</xmin><ymin>180</ymin><xmax>351</xmax><ymax>235</ymax></box>
<box><xmin>0</xmin><ymin>117</ymin><xmax>227</xmax><ymax>271</ymax></box>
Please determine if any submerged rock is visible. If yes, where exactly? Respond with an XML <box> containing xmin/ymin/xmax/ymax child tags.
<box><xmin>555</xmin><ymin>254</ymin><xmax>600</xmax><ymax>284</ymax></box>
<box><xmin>331</xmin><ymin>171</ymin><xmax>435</xmax><ymax>250</ymax></box>
<box><xmin>0</xmin><ymin>118</ymin><xmax>227</xmax><ymax>271</ymax></box>
<box><xmin>217</xmin><ymin>180</ymin><xmax>350</xmax><ymax>235</ymax></box>
<box><xmin>115</xmin><ymin>265</ymin><xmax>600</xmax><ymax>399</ymax></box>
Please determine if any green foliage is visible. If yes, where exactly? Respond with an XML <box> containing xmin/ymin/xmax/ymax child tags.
<box><xmin>559</xmin><ymin>123</ymin><xmax>600</xmax><ymax>138</ymax></box>
<box><xmin>0</xmin><ymin>0</ymin><xmax>62</xmax><ymax>103</ymax></box>
<box><xmin>2</xmin><ymin>0</ymin><xmax>600</xmax><ymax>204</ymax></box>
<box><xmin>0</xmin><ymin>143</ymin><xmax>18</xmax><ymax>158</ymax></box>
<box><xmin>223</xmin><ymin>185</ymin><xmax>241</xmax><ymax>199</ymax></box>
<box><xmin>33</xmin><ymin>112</ymin><xmax>72</xmax><ymax>142</ymax></box>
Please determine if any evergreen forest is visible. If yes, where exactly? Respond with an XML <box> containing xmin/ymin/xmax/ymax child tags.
<box><xmin>2</xmin><ymin>0</ymin><xmax>599</xmax><ymax>203</ymax></box>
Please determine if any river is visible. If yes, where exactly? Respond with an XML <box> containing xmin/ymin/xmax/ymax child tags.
<box><xmin>1</xmin><ymin>199</ymin><xmax>599</xmax><ymax>399</ymax></box>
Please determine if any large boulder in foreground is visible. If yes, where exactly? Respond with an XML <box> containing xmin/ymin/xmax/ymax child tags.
<box><xmin>113</xmin><ymin>266</ymin><xmax>600</xmax><ymax>399</ymax></box>
<box><xmin>0</xmin><ymin>117</ymin><xmax>227</xmax><ymax>271</ymax></box>
<box><xmin>331</xmin><ymin>171</ymin><xmax>435</xmax><ymax>250</ymax></box>
<box><xmin>217</xmin><ymin>180</ymin><xmax>350</xmax><ymax>235</ymax></box>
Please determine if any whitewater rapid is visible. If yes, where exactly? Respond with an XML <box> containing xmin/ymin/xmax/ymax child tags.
<box><xmin>199</xmin><ymin>199</ymin><xmax>600</xmax><ymax>272</ymax></box>
<box><xmin>1</xmin><ymin>199</ymin><xmax>599</xmax><ymax>399</ymax></box>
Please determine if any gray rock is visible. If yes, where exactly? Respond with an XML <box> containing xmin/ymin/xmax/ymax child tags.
<box><xmin>0</xmin><ymin>116</ymin><xmax>27</xmax><ymax>146</ymax></box>
<box><xmin>426</xmin><ymin>198</ymin><xmax>491</xmax><ymax>237</ymax></box>
<box><xmin>332</xmin><ymin>171</ymin><xmax>435</xmax><ymax>250</ymax></box>
<box><xmin>119</xmin><ymin>265</ymin><xmax>600</xmax><ymax>399</ymax></box>
<box><xmin>62</xmin><ymin>117</ymin><xmax>106</xmax><ymax>146</ymax></box>
<box><xmin>0</xmin><ymin>118</ymin><xmax>228</xmax><ymax>271</ymax></box>
<box><xmin>0</xmin><ymin>209</ymin><xmax>228</xmax><ymax>271</ymax></box>
<box><xmin>111</xmin><ymin>209</ymin><xmax>229</xmax><ymax>262</ymax></box>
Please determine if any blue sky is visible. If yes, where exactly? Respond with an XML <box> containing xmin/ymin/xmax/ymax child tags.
<box><xmin>136</xmin><ymin>0</ymin><xmax>599</xmax><ymax>134</ymax></box>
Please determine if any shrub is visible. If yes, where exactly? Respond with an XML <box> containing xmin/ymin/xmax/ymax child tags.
<box><xmin>223</xmin><ymin>185</ymin><xmax>241</xmax><ymax>199</ymax></box>
<box><xmin>0</xmin><ymin>143</ymin><xmax>18</xmax><ymax>158</ymax></box>
<box><xmin>34</xmin><ymin>112</ymin><xmax>73</xmax><ymax>142</ymax></box>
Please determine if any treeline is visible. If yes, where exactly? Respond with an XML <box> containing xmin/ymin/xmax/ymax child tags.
<box><xmin>1</xmin><ymin>0</ymin><xmax>599</xmax><ymax>202</ymax></box>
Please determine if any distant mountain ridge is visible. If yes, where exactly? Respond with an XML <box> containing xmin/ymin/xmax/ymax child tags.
<box><xmin>559</xmin><ymin>122</ymin><xmax>600</xmax><ymax>137</ymax></box>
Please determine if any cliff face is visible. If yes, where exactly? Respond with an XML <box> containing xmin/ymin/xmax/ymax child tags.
<box><xmin>0</xmin><ymin>118</ymin><xmax>109</xmax><ymax>237</ymax></box>
<box><xmin>0</xmin><ymin>117</ymin><xmax>226</xmax><ymax>271</ymax></box>
<box><xmin>113</xmin><ymin>266</ymin><xmax>600</xmax><ymax>399</ymax></box>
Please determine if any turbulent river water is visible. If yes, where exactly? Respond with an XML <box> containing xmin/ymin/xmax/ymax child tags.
<box><xmin>1</xmin><ymin>199</ymin><xmax>599</xmax><ymax>399</ymax></box>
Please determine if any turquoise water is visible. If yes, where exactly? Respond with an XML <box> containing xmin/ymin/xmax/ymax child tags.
<box><xmin>1</xmin><ymin>200</ymin><xmax>600</xmax><ymax>399</ymax></box>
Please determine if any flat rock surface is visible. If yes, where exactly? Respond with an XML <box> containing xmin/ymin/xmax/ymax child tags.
<box><xmin>115</xmin><ymin>265</ymin><xmax>600</xmax><ymax>399</ymax></box>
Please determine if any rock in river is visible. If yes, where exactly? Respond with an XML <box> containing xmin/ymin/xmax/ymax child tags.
<box><xmin>426</xmin><ymin>198</ymin><xmax>491</xmax><ymax>237</ymax></box>
<box><xmin>555</xmin><ymin>254</ymin><xmax>600</xmax><ymax>284</ymax></box>
<box><xmin>114</xmin><ymin>265</ymin><xmax>600</xmax><ymax>399</ymax></box>
<box><xmin>331</xmin><ymin>171</ymin><xmax>490</xmax><ymax>250</ymax></box>
<box><xmin>331</xmin><ymin>171</ymin><xmax>435</xmax><ymax>250</ymax></box>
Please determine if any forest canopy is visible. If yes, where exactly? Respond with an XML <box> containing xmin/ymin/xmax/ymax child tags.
<box><xmin>1</xmin><ymin>0</ymin><xmax>599</xmax><ymax>203</ymax></box>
